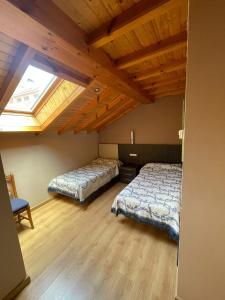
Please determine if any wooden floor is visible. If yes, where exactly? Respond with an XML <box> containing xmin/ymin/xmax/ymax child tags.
<box><xmin>17</xmin><ymin>183</ymin><xmax>177</xmax><ymax>300</ymax></box>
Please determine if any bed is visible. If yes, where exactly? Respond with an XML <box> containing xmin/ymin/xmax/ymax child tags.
<box><xmin>48</xmin><ymin>158</ymin><xmax>122</xmax><ymax>203</ymax></box>
<box><xmin>111</xmin><ymin>163</ymin><xmax>182</xmax><ymax>241</ymax></box>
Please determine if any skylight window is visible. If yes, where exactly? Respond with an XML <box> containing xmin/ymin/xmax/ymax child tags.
<box><xmin>5</xmin><ymin>65</ymin><xmax>56</xmax><ymax>112</ymax></box>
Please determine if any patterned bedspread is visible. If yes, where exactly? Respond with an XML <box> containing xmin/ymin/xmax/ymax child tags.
<box><xmin>48</xmin><ymin>158</ymin><xmax>121</xmax><ymax>203</ymax></box>
<box><xmin>111</xmin><ymin>163</ymin><xmax>182</xmax><ymax>241</ymax></box>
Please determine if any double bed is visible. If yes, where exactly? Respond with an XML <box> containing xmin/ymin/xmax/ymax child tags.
<box><xmin>111</xmin><ymin>163</ymin><xmax>182</xmax><ymax>241</ymax></box>
<box><xmin>48</xmin><ymin>158</ymin><xmax>121</xmax><ymax>203</ymax></box>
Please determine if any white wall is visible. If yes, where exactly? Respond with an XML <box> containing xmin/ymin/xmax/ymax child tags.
<box><xmin>99</xmin><ymin>96</ymin><xmax>183</xmax><ymax>144</ymax></box>
<box><xmin>177</xmin><ymin>0</ymin><xmax>225</xmax><ymax>299</ymax></box>
<box><xmin>0</xmin><ymin>132</ymin><xmax>98</xmax><ymax>207</ymax></box>
<box><xmin>0</xmin><ymin>155</ymin><xmax>27</xmax><ymax>299</ymax></box>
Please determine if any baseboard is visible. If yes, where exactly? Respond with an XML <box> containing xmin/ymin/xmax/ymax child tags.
<box><xmin>3</xmin><ymin>276</ymin><xmax>30</xmax><ymax>300</ymax></box>
<box><xmin>175</xmin><ymin>296</ymin><xmax>183</xmax><ymax>300</ymax></box>
<box><xmin>31</xmin><ymin>197</ymin><xmax>54</xmax><ymax>211</ymax></box>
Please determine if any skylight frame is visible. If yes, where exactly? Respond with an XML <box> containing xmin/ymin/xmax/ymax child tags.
<box><xmin>4</xmin><ymin>65</ymin><xmax>57</xmax><ymax>114</ymax></box>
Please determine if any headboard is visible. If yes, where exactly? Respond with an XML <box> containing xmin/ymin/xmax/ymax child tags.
<box><xmin>99</xmin><ymin>143</ymin><xmax>119</xmax><ymax>159</ymax></box>
<box><xmin>118</xmin><ymin>144</ymin><xmax>182</xmax><ymax>165</ymax></box>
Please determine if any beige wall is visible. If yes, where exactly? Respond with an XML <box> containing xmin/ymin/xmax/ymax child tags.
<box><xmin>0</xmin><ymin>132</ymin><xmax>98</xmax><ymax>208</ymax></box>
<box><xmin>0</xmin><ymin>155</ymin><xmax>27</xmax><ymax>299</ymax></box>
<box><xmin>177</xmin><ymin>1</ymin><xmax>225</xmax><ymax>299</ymax></box>
<box><xmin>99</xmin><ymin>96</ymin><xmax>183</xmax><ymax>144</ymax></box>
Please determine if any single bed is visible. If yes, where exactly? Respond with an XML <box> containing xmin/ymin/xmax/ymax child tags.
<box><xmin>111</xmin><ymin>163</ymin><xmax>182</xmax><ymax>241</ymax></box>
<box><xmin>48</xmin><ymin>158</ymin><xmax>122</xmax><ymax>203</ymax></box>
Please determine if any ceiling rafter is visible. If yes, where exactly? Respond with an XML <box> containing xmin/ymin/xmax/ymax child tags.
<box><xmin>0</xmin><ymin>44</ymin><xmax>35</xmax><ymax>114</ymax></box>
<box><xmin>58</xmin><ymin>85</ymin><xmax>117</xmax><ymax>134</ymax></box>
<box><xmin>57</xmin><ymin>81</ymin><xmax>100</xmax><ymax>134</ymax></box>
<box><xmin>96</xmin><ymin>104</ymin><xmax>140</xmax><ymax>132</ymax></box>
<box><xmin>148</xmin><ymin>82</ymin><xmax>186</xmax><ymax>93</ymax></box>
<box><xmin>72</xmin><ymin>94</ymin><xmax>124</xmax><ymax>134</ymax></box>
<box><xmin>155</xmin><ymin>89</ymin><xmax>185</xmax><ymax>98</ymax></box>
<box><xmin>31</xmin><ymin>54</ymin><xmax>91</xmax><ymax>88</ymax></box>
<box><xmin>0</xmin><ymin>0</ymin><xmax>151</xmax><ymax>104</ymax></box>
<box><xmin>133</xmin><ymin>58</ymin><xmax>186</xmax><ymax>82</ymax></box>
<box><xmin>143</xmin><ymin>75</ymin><xmax>186</xmax><ymax>90</ymax></box>
<box><xmin>88</xmin><ymin>100</ymin><xmax>138</xmax><ymax>133</ymax></box>
<box><xmin>87</xmin><ymin>0</ymin><xmax>183</xmax><ymax>48</ymax></box>
<box><xmin>116</xmin><ymin>31</ymin><xmax>187</xmax><ymax>70</ymax></box>
<box><xmin>84</xmin><ymin>96</ymin><xmax>128</xmax><ymax>131</ymax></box>
<box><xmin>150</xmin><ymin>86</ymin><xmax>185</xmax><ymax>97</ymax></box>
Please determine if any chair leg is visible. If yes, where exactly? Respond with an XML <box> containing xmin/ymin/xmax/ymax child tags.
<box><xmin>27</xmin><ymin>206</ymin><xmax>34</xmax><ymax>229</ymax></box>
<box><xmin>18</xmin><ymin>213</ymin><xmax>21</xmax><ymax>223</ymax></box>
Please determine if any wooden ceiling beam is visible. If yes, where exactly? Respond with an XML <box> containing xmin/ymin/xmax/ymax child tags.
<box><xmin>155</xmin><ymin>89</ymin><xmax>185</xmax><ymax>98</ymax></box>
<box><xmin>1</xmin><ymin>0</ymin><xmax>151</xmax><ymax>104</ymax></box>
<box><xmin>96</xmin><ymin>104</ymin><xmax>139</xmax><ymax>132</ymax></box>
<box><xmin>87</xmin><ymin>99</ymin><xmax>136</xmax><ymax>133</ymax></box>
<box><xmin>60</xmin><ymin>85</ymin><xmax>117</xmax><ymax>134</ymax></box>
<box><xmin>133</xmin><ymin>58</ymin><xmax>186</xmax><ymax>81</ymax></box>
<box><xmin>116</xmin><ymin>31</ymin><xmax>187</xmax><ymax>69</ymax></box>
<box><xmin>151</xmin><ymin>86</ymin><xmax>185</xmax><ymax>96</ymax></box>
<box><xmin>143</xmin><ymin>76</ymin><xmax>186</xmax><ymax>90</ymax></box>
<box><xmin>90</xmin><ymin>101</ymin><xmax>138</xmax><ymax>132</ymax></box>
<box><xmin>73</xmin><ymin>94</ymin><xmax>124</xmax><ymax>134</ymax></box>
<box><xmin>58</xmin><ymin>80</ymin><xmax>117</xmax><ymax>134</ymax></box>
<box><xmin>148</xmin><ymin>82</ymin><xmax>186</xmax><ymax>93</ymax></box>
<box><xmin>31</xmin><ymin>54</ymin><xmax>91</xmax><ymax>87</ymax></box>
<box><xmin>0</xmin><ymin>44</ymin><xmax>35</xmax><ymax>114</ymax></box>
<box><xmin>87</xmin><ymin>0</ymin><xmax>183</xmax><ymax>48</ymax></box>
<box><xmin>84</xmin><ymin>96</ymin><xmax>128</xmax><ymax>131</ymax></box>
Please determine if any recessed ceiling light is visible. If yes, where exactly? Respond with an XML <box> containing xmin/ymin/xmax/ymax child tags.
<box><xmin>94</xmin><ymin>87</ymin><xmax>100</xmax><ymax>93</ymax></box>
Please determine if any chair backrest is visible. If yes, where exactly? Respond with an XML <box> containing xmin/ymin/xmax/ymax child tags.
<box><xmin>5</xmin><ymin>174</ymin><xmax>18</xmax><ymax>198</ymax></box>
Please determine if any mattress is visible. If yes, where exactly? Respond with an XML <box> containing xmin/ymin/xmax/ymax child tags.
<box><xmin>111</xmin><ymin>163</ymin><xmax>182</xmax><ymax>241</ymax></box>
<box><xmin>48</xmin><ymin>158</ymin><xmax>121</xmax><ymax>203</ymax></box>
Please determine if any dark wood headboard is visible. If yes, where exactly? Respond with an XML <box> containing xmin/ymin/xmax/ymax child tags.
<box><xmin>118</xmin><ymin>144</ymin><xmax>182</xmax><ymax>165</ymax></box>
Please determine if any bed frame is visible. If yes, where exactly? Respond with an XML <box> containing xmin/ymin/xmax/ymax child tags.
<box><xmin>118</xmin><ymin>144</ymin><xmax>182</xmax><ymax>165</ymax></box>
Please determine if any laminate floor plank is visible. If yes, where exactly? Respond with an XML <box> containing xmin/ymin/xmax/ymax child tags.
<box><xmin>17</xmin><ymin>183</ymin><xmax>177</xmax><ymax>300</ymax></box>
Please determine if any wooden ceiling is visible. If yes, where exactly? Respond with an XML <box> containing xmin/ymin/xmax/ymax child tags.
<box><xmin>0</xmin><ymin>0</ymin><xmax>187</xmax><ymax>133</ymax></box>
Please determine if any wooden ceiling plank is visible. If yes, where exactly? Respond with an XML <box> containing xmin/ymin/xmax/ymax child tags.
<box><xmin>87</xmin><ymin>99</ymin><xmax>136</xmax><ymax>132</ymax></box>
<box><xmin>134</xmin><ymin>58</ymin><xmax>186</xmax><ymax>81</ymax></box>
<box><xmin>71</xmin><ymin>86</ymin><xmax>123</xmax><ymax>133</ymax></box>
<box><xmin>116</xmin><ymin>31</ymin><xmax>187</xmax><ymax>69</ymax></box>
<box><xmin>87</xmin><ymin>0</ymin><xmax>183</xmax><ymax>48</ymax></box>
<box><xmin>148</xmin><ymin>82</ymin><xmax>186</xmax><ymax>93</ymax></box>
<box><xmin>151</xmin><ymin>87</ymin><xmax>185</xmax><ymax>96</ymax></box>
<box><xmin>33</xmin><ymin>78</ymin><xmax>64</xmax><ymax>116</ymax></box>
<box><xmin>73</xmin><ymin>94</ymin><xmax>122</xmax><ymax>133</ymax></box>
<box><xmin>0</xmin><ymin>44</ymin><xmax>35</xmax><ymax>114</ymax></box>
<box><xmin>96</xmin><ymin>104</ymin><xmax>139</xmax><ymax>132</ymax></box>
<box><xmin>143</xmin><ymin>76</ymin><xmax>186</xmax><ymax>89</ymax></box>
<box><xmin>155</xmin><ymin>89</ymin><xmax>185</xmax><ymax>98</ymax></box>
<box><xmin>57</xmin><ymin>110</ymin><xmax>85</xmax><ymax>134</ymax></box>
<box><xmin>84</xmin><ymin>96</ymin><xmax>126</xmax><ymax>131</ymax></box>
<box><xmin>31</xmin><ymin>54</ymin><xmax>91</xmax><ymax>87</ymax></box>
<box><xmin>41</xmin><ymin>85</ymin><xmax>85</xmax><ymax>131</ymax></box>
<box><xmin>92</xmin><ymin>101</ymin><xmax>138</xmax><ymax>132</ymax></box>
<box><xmin>0</xmin><ymin>0</ymin><xmax>151</xmax><ymax>104</ymax></box>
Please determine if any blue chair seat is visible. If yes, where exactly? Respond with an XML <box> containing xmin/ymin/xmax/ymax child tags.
<box><xmin>10</xmin><ymin>198</ymin><xmax>29</xmax><ymax>213</ymax></box>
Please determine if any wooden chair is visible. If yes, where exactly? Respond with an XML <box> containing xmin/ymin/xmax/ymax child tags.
<box><xmin>5</xmin><ymin>174</ymin><xmax>34</xmax><ymax>229</ymax></box>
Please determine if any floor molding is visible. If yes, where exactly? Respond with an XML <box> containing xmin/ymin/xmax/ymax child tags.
<box><xmin>31</xmin><ymin>197</ymin><xmax>54</xmax><ymax>212</ymax></box>
<box><xmin>3</xmin><ymin>276</ymin><xmax>30</xmax><ymax>300</ymax></box>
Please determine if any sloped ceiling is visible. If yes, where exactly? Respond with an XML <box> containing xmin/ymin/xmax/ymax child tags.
<box><xmin>0</xmin><ymin>0</ymin><xmax>187</xmax><ymax>133</ymax></box>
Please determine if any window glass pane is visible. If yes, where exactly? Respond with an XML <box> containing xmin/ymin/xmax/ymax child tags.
<box><xmin>5</xmin><ymin>65</ymin><xmax>56</xmax><ymax>112</ymax></box>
